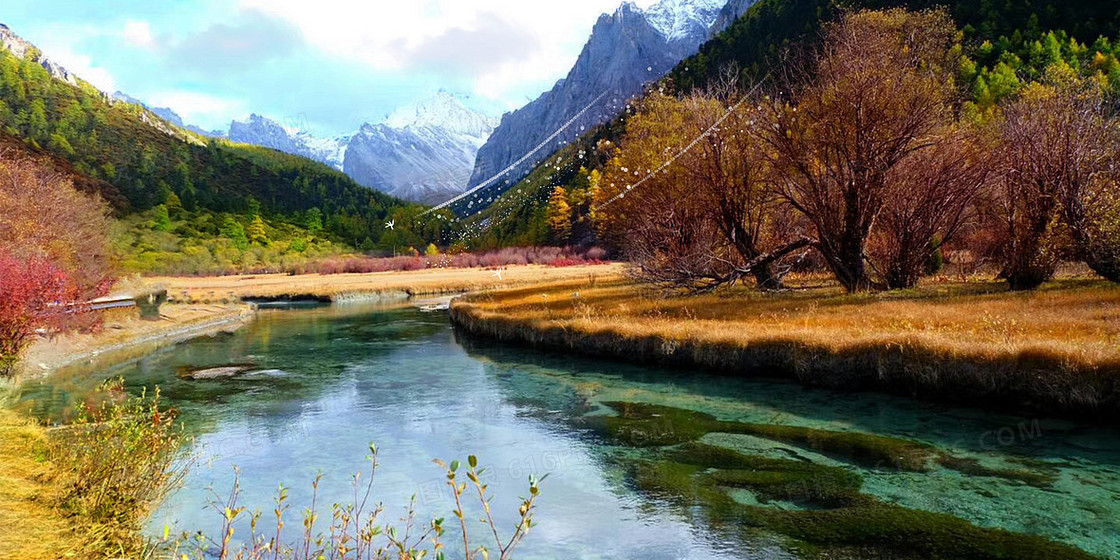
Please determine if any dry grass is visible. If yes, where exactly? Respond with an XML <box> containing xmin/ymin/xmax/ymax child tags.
<box><xmin>0</xmin><ymin>405</ymin><xmax>79</xmax><ymax>560</ymax></box>
<box><xmin>153</xmin><ymin>263</ymin><xmax>624</xmax><ymax>302</ymax></box>
<box><xmin>451</xmin><ymin>275</ymin><xmax>1120</xmax><ymax>419</ymax></box>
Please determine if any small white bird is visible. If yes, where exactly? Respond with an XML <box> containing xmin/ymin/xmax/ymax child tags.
<box><xmin>385</xmin><ymin>220</ymin><xmax>395</xmax><ymax>230</ymax></box>
<box><xmin>492</xmin><ymin>267</ymin><xmax>504</xmax><ymax>280</ymax></box>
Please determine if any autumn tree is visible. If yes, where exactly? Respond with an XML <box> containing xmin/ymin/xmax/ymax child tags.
<box><xmin>762</xmin><ymin>8</ymin><xmax>960</xmax><ymax>292</ymax></box>
<box><xmin>1046</xmin><ymin>81</ymin><xmax>1120</xmax><ymax>283</ymax></box>
<box><xmin>0</xmin><ymin>153</ymin><xmax>112</xmax><ymax>375</ymax></box>
<box><xmin>997</xmin><ymin>77</ymin><xmax>1117</xmax><ymax>289</ymax></box>
<box><xmin>599</xmin><ymin>92</ymin><xmax>809</xmax><ymax>292</ymax></box>
<box><xmin>871</xmin><ymin>128</ymin><xmax>991</xmax><ymax>289</ymax></box>
<box><xmin>546</xmin><ymin>186</ymin><xmax>573</xmax><ymax>243</ymax></box>
<box><xmin>0</xmin><ymin>255</ymin><xmax>78</xmax><ymax>376</ymax></box>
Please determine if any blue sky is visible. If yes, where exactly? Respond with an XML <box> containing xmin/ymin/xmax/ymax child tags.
<box><xmin>4</xmin><ymin>0</ymin><xmax>654</xmax><ymax>136</ymax></box>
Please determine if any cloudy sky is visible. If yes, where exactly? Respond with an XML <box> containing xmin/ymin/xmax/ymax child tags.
<box><xmin>4</xmin><ymin>0</ymin><xmax>657</xmax><ymax>135</ymax></box>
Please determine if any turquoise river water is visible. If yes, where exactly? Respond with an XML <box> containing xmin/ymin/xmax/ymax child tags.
<box><xmin>16</xmin><ymin>303</ymin><xmax>1120</xmax><ymax>559</ymax></box>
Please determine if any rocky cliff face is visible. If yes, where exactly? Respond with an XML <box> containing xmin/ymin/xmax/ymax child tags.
<box><xmin>709</xmin><ymin>0</ymin><xmax>760</xmax><ymax>35</ymax></box>
<box><xmin>466</xmin><ymin>0</ymin><xmax>739</xmax><ymax>193</ymax></box>
<box><xmin>1</xmin><ymin>23</ymin><xmax>78</xmax><ymax>85</ymax></box>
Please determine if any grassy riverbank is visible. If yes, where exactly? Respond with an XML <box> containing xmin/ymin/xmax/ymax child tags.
<box><xmin>154</xmin><ymin>262</ymin><xmax>623</xmax><ymax>302</ymax></box>
<box><xmin>450</xmin><ymin>276</ymin><xmax>1120</xmax><ymax>420</ymax></box>
<box><xmin>0</xmin><ymin>404</ymin><xmax>77</xmax><ymax>560</ymax></box>
<box><xmin>0</xmin><ymin>380</ymin><xmax>181</xmax><ymax>560</ymax></box>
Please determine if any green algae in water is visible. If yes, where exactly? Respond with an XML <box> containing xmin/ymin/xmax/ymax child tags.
<box><xmin>594</xmin><ymin>401</ymin><xmax>937</xmax><ymax>471</ymax></box>
<box><xmin>631</xmin><ymin>443</ymin><xmax>1102</xmax><ymax>560</ymax></box>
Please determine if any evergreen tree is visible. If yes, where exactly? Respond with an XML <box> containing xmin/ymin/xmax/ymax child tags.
<box><xmin>153</xmin><ymin>205</ymin><xmax>172</xmax><ymax>232</ymax></box>
<box><xmin>220</xmin><ymin>216</ymin><xmax>249</xmax><ymax>250</ymax></box>
<box><xmin>248</xmin><ymin>215</ymin><xmax>269</xmax><ymax>245</ymax></box>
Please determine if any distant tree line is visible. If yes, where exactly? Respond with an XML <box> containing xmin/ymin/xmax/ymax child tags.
<box><xmin>0</xmin><ymin>47</ymin><xmax>456</xmax><ymax>253</ymax></box>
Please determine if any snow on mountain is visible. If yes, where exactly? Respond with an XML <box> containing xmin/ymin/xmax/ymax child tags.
<box><xmin>228</xmin><ymin>114</ymin><xmax>348</xmax><ymax>170</ymax></box>
<box><xmin>221</xmin><ymin>92</ymin><xmax>494</xmax><ymax>204</ymax></box>
<box><xmin>343</xmin><ymin>92</ymin><xmax>497</xmax><ymax>205</ymax></box>
<box><xmin>468</xmin><ymin>0</ymin><xmax>734</xmax><ymax>194</ymax></box>
<box><xmin>385</xmin><ymin>91</ymin><xmax>499</xmax><ymax>137</ymax></box>
<box><xmin>645</xmin><ymin>0</ymin><xmax>727</xmax><ymax>42</ymax></box>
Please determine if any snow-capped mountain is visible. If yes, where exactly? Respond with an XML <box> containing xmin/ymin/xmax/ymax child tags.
<box><xmin>467</xmin><ymin>0</ymin><xmax>751</xmax><ymax>194</ymax></box>
<box><xmin>646</xmin><ymin>0</ymin><xmax>727</xmax><ymax>42</ymax></box>
<box><xmin>344</xmin><ymin>92</ymin><xmax>499</xmax><ymax>205</ymax></box>
<box><xmin>220</xmin><ymin>92</ymin><xmax>495</xmax><ymax>204</ymax></box>
<box><xmin>229</xmin><ymin>114</ymin><xmax>348</xmax><ymax>170</ymax></box>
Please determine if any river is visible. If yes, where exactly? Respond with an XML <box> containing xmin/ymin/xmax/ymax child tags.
<box><xmin>17</xmin><ymin>303</ymin><xmax>1120</xmax><ymax>559</ymax></box>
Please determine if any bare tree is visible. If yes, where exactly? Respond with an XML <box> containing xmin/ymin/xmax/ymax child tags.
<box><xmin>760</xmin><ymin>8</ymin><xmax>959</xmax><ymax>292</ymax></box>
<box><xmin>599</xmin><ymin>92</ymin><xmax>810</xmax><ymax>293</ymax></box>
<box><xmin>872</xmin><ymin>127</ymin><xmax>991</xmax><ymax>289</ymax></box>
<box><xmin>998</xmin><ymin>79</ymin><xmax>1116</xmax><ymax>289</ymax></box>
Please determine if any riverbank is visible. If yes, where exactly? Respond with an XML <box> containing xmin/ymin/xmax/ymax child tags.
<box><xmin>449</xmin><ymin>276</ymin><xmax>1120</xmax><ymax>421</ymax></box>
<box><xmin>18</xmin><ymin>303</ymin><xmax>255</xmax><ymax>379</ymax></box>
<box><xmin>153</xmin><ymin>263</ymin><xmax>623</xmax><ymax>302</ymax></box>
<box><xmin>0</xmin><ymin>405</ymin><xmax>77</xmax><ymax>560</ymax></box>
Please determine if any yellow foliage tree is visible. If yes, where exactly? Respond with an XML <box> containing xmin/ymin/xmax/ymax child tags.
<box><xmin>248</xmin><ymin>215</ymin><xmax>269</xmax><ymax>246</ymax></box>
<box><xmin>425</xmin><ymin>243</ymin><xmax>440</xmax><ymax>256</ymax></box>
<box><xmin>546</xmin><ymin>186</ymin><xmax>572</xmax><ymax>243</ymax></box>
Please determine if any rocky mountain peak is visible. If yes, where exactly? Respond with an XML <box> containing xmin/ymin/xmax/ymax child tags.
<box><xmin>384</xmin><ymin>91</ymin><xmax>498</xmax><ymax>137</ymax></box>
<box><xmin>0</xmin><ymin>23</ymin><xmax>78</xmax><ymax>85</ymax></box>
<box><xmin>645</xmin><ymin>0</ymin><xmax>727</xmax><ymax>42</ymax></box>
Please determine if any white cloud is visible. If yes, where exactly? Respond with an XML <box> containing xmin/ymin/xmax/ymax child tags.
<box><xmin>238</xmin><ymin>0</ymin><xmax>660</xmax><ymax>102</ymax></box>
<box><xmin>123</xmin><ymin>20</ymin><xmax>155</xmax><ymax>48</ymax></box>
<box><xmin>145</xmin><ymin>90</ymin><xmax>245</xmax><ymax>123</ymax></box>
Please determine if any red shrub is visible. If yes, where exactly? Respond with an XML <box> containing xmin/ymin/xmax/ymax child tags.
<box><xmin>294</xmin><ymin>246</ymin><xmax>611</xmax><ymax>276</ymax></box>
<box><xmin>0</xmin><ymin>254</ymin><xmax>79</xmax><ymax>376</ymax></box>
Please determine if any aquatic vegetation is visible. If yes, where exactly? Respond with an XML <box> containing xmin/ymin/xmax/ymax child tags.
<box><xmin>630</xmin><ymin>443</ymin><xmax>1101</xmax><ymax>560</ymax></box>
<box><xmin>594</xmin><ymin>401</ymin><xmax>937</xmax><ymax>471</ymax></box>
<box><xmin>667</xmin><ymin>443</ymin><xmax>865</xmax><ymax>508</ymax></box>
<box><xmin>937</xmin><ymin>455</ymin><xmax>1059</xmax><ymax>487</ymax></box>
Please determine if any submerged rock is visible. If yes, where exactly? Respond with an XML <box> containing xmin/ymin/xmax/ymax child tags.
<box><xmin>179</xmin><ymin>364</ymin><xmax>255</xmax><ymax>380</ymax></box>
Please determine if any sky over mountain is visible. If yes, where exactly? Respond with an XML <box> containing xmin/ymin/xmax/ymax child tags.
<box><xmin>4</xmin><ymin>0</ymin><xmax>661</xmax><ymax>136</ymax></box>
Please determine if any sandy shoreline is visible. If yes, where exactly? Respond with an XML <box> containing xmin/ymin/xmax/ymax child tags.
<box><xmin>19</xmin><ymin>303</ymin><xmax>255</xmax><ymax>379</ymax></box>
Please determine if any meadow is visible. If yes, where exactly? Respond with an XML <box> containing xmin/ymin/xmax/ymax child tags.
<box><xmin>451</xmin><ymin>273</ymin><xmax>1120</xmax><ymax>420</ymax></box>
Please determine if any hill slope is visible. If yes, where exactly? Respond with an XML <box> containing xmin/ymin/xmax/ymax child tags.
<box><xmin>469</xmin><ymin>0</ymin><xmax>1120</xmax><ymax>249</ymax></box>
<box><xmin>0</xmin><ymin>23</ymin><xmax>450</xmax><ymax>256</ymax></box>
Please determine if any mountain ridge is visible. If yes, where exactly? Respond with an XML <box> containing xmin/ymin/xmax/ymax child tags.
<box><xmin>463</xmin><ymin>0</ymin><xmax>754</xmax><ymax>207</ymax></box>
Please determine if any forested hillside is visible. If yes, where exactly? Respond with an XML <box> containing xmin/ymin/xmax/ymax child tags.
<box><xmin>0</xmin><ymin>43</ymin><xmax>455</xmax><ymax>273</ymax></box>
<box><xmin>472</xmin><ymin>0</ymin><xmax>1120</xmax><ymax>248</ymax></box>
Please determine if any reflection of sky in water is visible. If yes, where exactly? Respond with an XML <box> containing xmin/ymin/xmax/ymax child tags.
<box><xmin>18</xmin><ymin>304</ymin><xmax>1120</xmax><ymax>559</ymax></box>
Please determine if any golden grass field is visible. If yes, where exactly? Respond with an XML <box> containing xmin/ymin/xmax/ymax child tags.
<box><xmin>153</xmin><ymin>263</ymin><xmax>624</xmax><ymax>302</ymax></box>
<box><xmin>451</xmin><ymin>275</ymin><xmax>1120</xmax><ymax>419</ymax></box>
<box><xmin>0</xmin><ymin>404</ymin><xmax>77</xmax><ymax>560</ymax></box>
